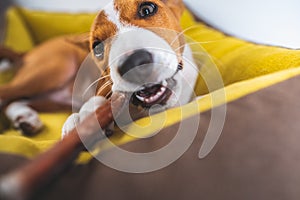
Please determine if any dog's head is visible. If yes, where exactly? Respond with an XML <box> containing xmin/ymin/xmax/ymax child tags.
<box><xmin>90</xmin><ymin>0</ymin><xmax>188</xmax><ymax>113</ymax></box>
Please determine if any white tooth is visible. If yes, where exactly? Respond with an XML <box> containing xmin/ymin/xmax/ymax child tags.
<box><xmin>160</xmin><ymin>87</ymin><xmax>166</xmax><ymax>93</ymax></box>
<box><xmin>162</xmin><ymin>80</ymin><xmax>168</xmax><ymax>87</ymax></box>
<box><xmin>136</xmin><ymin>95</ymin><xmax>145</xmax><ymax>102</ymax></box>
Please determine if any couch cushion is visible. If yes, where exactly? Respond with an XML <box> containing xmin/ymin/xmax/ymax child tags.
<box><xmin>1</xmin><ymin>7</ymin><xmax>300</xmax><ymax>162</ymax></box>
<box><xmin>2</xmin><ymin>73</ymin><xmax>300</xmax><ymax>200</ymax></box>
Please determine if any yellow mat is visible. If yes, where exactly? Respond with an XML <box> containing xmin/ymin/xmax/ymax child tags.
<box><xmin>1</xmin><ymin>7</ymin><xmax>300</xmax><ymax>162</ymax></box>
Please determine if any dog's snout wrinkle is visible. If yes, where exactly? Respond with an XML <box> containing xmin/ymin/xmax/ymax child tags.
<box><xmin>118</xmin><ymin>50</ymin><xmax>154</xmax><ymax>84</ymax></box>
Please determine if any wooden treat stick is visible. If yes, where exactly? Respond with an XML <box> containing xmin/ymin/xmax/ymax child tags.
<box><xmin>0</xmin><ymin>93</ymin><xmax>126</xmax><ymax>200</ymax></box>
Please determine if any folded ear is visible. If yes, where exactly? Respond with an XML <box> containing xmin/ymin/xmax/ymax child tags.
<box><xmin>65</xmin><ymin>33</ymin><xmax>91</xmax><ymax>52</ymax></box>
<box><xmin>162</xmin><ymin>0</ymin><xmax>185</xmax><ymax>20</ymax></box>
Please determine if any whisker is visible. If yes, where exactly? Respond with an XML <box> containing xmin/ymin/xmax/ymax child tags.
<box><xmin>191</xmin><ymin>51</ymin><xmax>224</xmax><ymax>69</ymax></box>
<box><xmin>174</xmin><ymin>39</ymin><xmax>225</xmax><ymax>52</ymax></box>
<box><xmin>82</xmin><ymin>75</ymin><xmax>111</xmax><ymax>97</ymax></box>
<box><xmin>191</xmin><ymin>51</ymin><xmax>208</xmax><ymax>59</ymax></box>
<box><xmin>105</xmin><ymin>91</ymin><xmax>113</xmax><ymax>99</ymax></box>
<box><xmin>170</xmin><ymin>24</ymin><xmax>204</xmax><ymax>46</ymax></box>
<box><xmin>97</xmin><ymin>80</ymin><xmax>113</xmax><ymax>94</ymax></box>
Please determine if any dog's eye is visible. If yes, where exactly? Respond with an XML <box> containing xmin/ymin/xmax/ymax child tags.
<box><xmin>138</xmin><ymin>2</ymin><xmax>158</xmax><ymax>18</ymax></box>
<box><xmin>93</xmin><ymin>41</ymin><xmax>104</xmax><ymax>59</ymax></box>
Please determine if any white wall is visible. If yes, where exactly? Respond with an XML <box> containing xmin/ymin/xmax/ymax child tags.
<box><xmin>12</xmin><ymin>0</ymin><xmax>110</xmax><ymax>12</ymax></box>
<box><xmin>12</xmin><ymin>0</ymin><xmax>300</xmax><ymax>49</ymax></box>
<box><xmin>185</xmin><ymin>0</ymin><xmax>300</xmax><ymax>49</ymax></box>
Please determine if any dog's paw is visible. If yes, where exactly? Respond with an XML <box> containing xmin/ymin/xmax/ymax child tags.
<box><xmin>61</xmin><ymin>96</ymin><xmax>108</xmax><ymax>138</ymax></box>
<box><xmin>0</xmin><ymin>59</ymin><xmax>12</xmax><ymax>72</ymax></box>
<box><xmin>61</xmin><ymin>113</ymin><xmax>80</xmax><ymax>138</ymax></box>
<box><xmin>5</xmin><ymin>102</ymin><xmax>43</xmax><ymax>136</ymax></box>
<box><xmin>78</xmin><ymin>96</ymin><xmax>107</xmax><ymax>118</ymax></box>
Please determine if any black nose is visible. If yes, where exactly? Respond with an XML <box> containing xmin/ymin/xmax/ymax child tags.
<box><xmin>118</xmin><ymin>50</ymin><xmax>153</xmax><ymax>82</ymax></box>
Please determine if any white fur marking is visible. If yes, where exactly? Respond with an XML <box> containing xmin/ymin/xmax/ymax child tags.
<box><xmin>0</xmin><ymin>59</ymin><xmax>12</xmax><ymax>72</ymax></box>
<box><xmin>179</xmin><ymin>44</ymin><xmax>199</xmax><ymax>104</ymax></box>
<box><xmin>103</xmin><ymin>2</ymin><xmax>179</xmax><ymax>94</ymax></box>
<box><xmin>104</xmin><ymin>2</ymin><xmax>123</xmax><ymax>31</ymax></box>
<box><xmin>109</xmin><ymin>28</ymin><xmax>178</xmax><ymax>93</ymax></box>
<box><xmin>79</xmin><ymin>96</ymin><xmax>107</xmax><ymax>119</ymax></box>
<box><xmin>62</xmin><ymin>113</ymin><xmax>80</xmax><ymax>138</ymax></box>
<box><xmin>5</xmin><ymin>101</ymin><xmax>43</xmax><ymax>132</ymax></box>
<box><xmin>62</xmin><ymin>96</ymin><xmax>107</xmax><ymax>138</ymax></box>
<box><xmin>103</xmin><ymin>2</ymin><xmax>138</xmax><ymax>33</ymax></box>
<box><xmin>100</xmin><ymin>2</ymin><xmax>198</xmax><ymax>110</ymax></box>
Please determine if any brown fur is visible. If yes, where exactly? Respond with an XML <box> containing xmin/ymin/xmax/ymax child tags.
<box><xmin>90</xmin><ymin>0</ymin><xmax>186</xmax><ymax>97</ymax></box>
<box><xmin>0</xmin><ymin>47</ymin><xmax>23</xmax><ymax>62</ymax></box>
<box><xmin>0</xmin><ymin>0</ymin><xmax>185</xmax><ymax>111</ymax></box>
<box><xmin>0</xmin><ymin>35</ymin><xmax>89</xmax><ymax>109</ymax></box>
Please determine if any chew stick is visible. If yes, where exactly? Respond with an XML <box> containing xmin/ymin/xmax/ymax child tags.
<box><xmin>0</xmin><ymin>46</ymin><xmax>23</xmax><ymax>62</ymax></box>
<box><xmin>0</xmin><ymin>94</ymin><xmax>125</xmax><ymax>200</ymax></box>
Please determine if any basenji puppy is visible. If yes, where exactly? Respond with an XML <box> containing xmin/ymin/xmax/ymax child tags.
<box><xmin>0</xmin><ymin>0</ymin><xmax>198</xmax><ymax>136</ymax></box>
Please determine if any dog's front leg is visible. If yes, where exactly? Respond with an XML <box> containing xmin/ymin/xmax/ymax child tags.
<box><xmin>62</xmin><ymin>96</ymin><xmax>113</xmax><ymax>138</ymax></box>
<box><xmin>0</xmin><ymin>47</ymin><xmax>22</xmax><ymax>73</ymax></box>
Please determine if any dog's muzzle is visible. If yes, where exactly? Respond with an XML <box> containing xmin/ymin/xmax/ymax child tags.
<box><xmin>118</xmin><ymin>49</ymin><xmax>154</xmax><ymax>84</ymax></box>
<box><xmin>117</xmin><ymin>49</ymin><xmax>181</xmax><ymax>108</ymax></box>
<box><xmin>131</xmin><ymin>79</ymin><xmax>175</xmax><ymax>108</ymax></box>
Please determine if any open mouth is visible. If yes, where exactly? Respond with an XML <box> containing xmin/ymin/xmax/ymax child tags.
<box><xmin>131</xmin><ymin>80</ymin><xmax>174</xmax><ymax>108</ymax></box>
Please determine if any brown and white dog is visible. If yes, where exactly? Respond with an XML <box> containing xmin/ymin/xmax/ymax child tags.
<box><xmin>0</xmin><ymin>0</ymin><xmax>198</xmax><ymax>136</ymax></box>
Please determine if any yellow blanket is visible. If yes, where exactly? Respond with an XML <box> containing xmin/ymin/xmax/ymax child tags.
<box><xmin>1</xmin><ymin>7</ymin><xmax>300</xmax><ymax>162</ymax></box>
